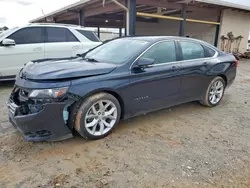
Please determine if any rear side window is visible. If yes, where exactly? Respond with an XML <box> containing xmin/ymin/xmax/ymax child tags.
<box><xmin>46</xmin><ymin>27</ymin><xmax>79</xmax><ymax>43</ymax></box>
<box><xmin>7</xmin><ymin>27</ymin><xmax>44</xmax><ymax>44</ymax></box>
<box><xmin>203</xmin><ymin>45</ymin><xmax>216</xmax><ymax>57</ymax></box>
<box><xmin>76</xmin><ymin>30</ymin><xmax>100</xmax><ymax>42</ymax></box>
<box><xmin>180</xmin><ymin>41</ymin><xmax>205</xmax><ymax>60</ymax></box>
<box><xmin>142</xmin><ymin>41</ymin><xmax>176</xmax><ymax>64</ymax></box>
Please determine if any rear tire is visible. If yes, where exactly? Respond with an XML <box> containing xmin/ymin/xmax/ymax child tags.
<box><xmin>201</xmin><ymin>76</ymin><xmax>225</xmax><ymax>107</ymax></box>
<box><xmin>73</xmin><ymin>92</ymin><xmax>121</xmax><ymax>140</ymax></box>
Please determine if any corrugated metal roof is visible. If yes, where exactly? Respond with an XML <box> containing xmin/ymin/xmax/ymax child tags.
<box><xmin>196</xmin><ymin>0</ymin><xmax>250</xmax><ymax>11</ymax></box>
<box><xmin>30</xmin><ymin>0</ymin><xmax>250</xmax><ymax>23</ymax></box>
<box><xmin>29</xmin><ymin>0</ymin><xmax>91</xmax><ymax>23</ymax></box>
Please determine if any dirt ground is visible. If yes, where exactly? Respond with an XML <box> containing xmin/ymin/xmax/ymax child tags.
<box><xmin>1</xmin><ymin>60</ymin><xmax>250</xmax><ymax>188</ymax></box>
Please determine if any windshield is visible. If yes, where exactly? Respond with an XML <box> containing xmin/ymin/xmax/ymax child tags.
<box><xmin>0</xmin><ymin>27</ymin><xmax>18</xmax><ymax>38</ymax></box>
<box><xmin>85</xmin><ymin>38</ymin><xmax>149</xmax><ymax>64</ymax></box>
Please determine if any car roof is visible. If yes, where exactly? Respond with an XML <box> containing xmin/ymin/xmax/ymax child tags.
<box><xmin>24</xmin><ymin>23</ymin><xmax>94</xmax><ymax>31</ymax></box>
<box><xmin>124</xmin><ymin>36</ymin><xmax>218</xmax><ymax>50</ymax></box>
<box><xmin>126</xmin><ymin>36</ymin><xmax>202</xmax><ymax>43</ymax></box>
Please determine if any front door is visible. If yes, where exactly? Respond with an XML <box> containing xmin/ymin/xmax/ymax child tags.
<box><xmin>128</xmin><ymin>41</ymin><xmax>182</xmax><ymax>116</ymax></box>
<box><xmin>0</xmin><ymin>27</ymin><xmax>45</xmax><ymax>77</ymax></box>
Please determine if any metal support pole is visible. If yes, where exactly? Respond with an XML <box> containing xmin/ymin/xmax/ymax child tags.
<box><xmin>126</xmin><ymin>0</ymin><xmax>130</xmax><ymax>36</ymax></box>
<box><xmin>111</xmin><ymin>0</ymin><xmax>129</xmax><ymax>36</ymax></box>
<box><xmin>179</xmin><ymin>4</ymin><xmax>187</xmax><ymax>36</ymax></box>
<box><xmin>119</xmin><ymin>28</ymin><xmax>122</xmax><ymax>37</ymax></box>
<box><xmin>129</xmin><ymin>0</ymin><xmax>136</xmax><ymax>36</ymax></box>
<box><xmin>79</xmin><ymin>10</ymin><xmax>84</xmax><ymax>26</ymax></box>
<box><xmin>124</xmin><ymin>0</ymin><xmax>128</xmax><ymax>36</ymax></box>
<box><xmin>214</xmin><ymin>25</ymin><xmax>220</xmax><ymax>47</ymax></box>
<box><xmin>97</xmin><ymin>27</ymin><xmax>100</xmax><ymax>38</ymax></box>
<box><xmin>179</xmin><ymin>4</ymin><xmax>188</xmax><ymax>37</ymax></box>
<box><xmin>214</xmin><ymin>11</ymin><xmax>221</xmax><ymax>47</ymax></box>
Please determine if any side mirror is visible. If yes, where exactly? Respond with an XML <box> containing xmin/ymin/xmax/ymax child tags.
<box><xmin>137</xmin><ymin>57</ymin><xmax>154</xmax><ymax>69</ymax></box>
<box><xmin>2</xmin><ymin>38</ymin><xmax>16</xmax><ymax>46</ymax></box>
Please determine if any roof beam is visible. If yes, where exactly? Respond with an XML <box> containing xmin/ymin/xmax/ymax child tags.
<box><xmin>162</xmin><ymin>9</ymin><xmax>181</xmax><ymax>15</ymax></box>
<box><xmin>91</xmin><ymin>14</ymin><xmax>158</xmax><ymax>23</ymax></box>
<box><xmin>85</xmin><ymin>21</ymin><xmax>123</xmax><ymax>28</ymax></box>
<box><xmin>157</xmin><ymin>7</ymin><xmax>181</xmax><ymax>15</ymax></box>
<box><xmin>55</xmin><ymin>14</ymin><xmax>78</xmax><ymax>22</ymax></box>
<box><xmin>111</xmin><ymin>0</ymin><xmax>128</xmax><ymax>11</ymax></box>
<box><xmin>85</xmin><ymin>1</ymin><xmax>125</xmax><ymax>17</ymax></box>
<box><xmin>136</xmin><ymin>0</ymin><xmax>218</xmax><ymax>13</ymax></box>
<box><xmin>137</xmin><ymin>12</ymin><xmax>220</xmax><ymax>25</ymax></box>
<box><xmin>176</xmin><ymin>0</ymin><xmax>193</xmax><ymax>3</ymax></box>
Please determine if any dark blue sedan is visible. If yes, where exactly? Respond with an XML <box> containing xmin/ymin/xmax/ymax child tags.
<box><xmin>8</xmin><ymin>36</ymin><xmax>237</xmax><ymax>141</ymax></box>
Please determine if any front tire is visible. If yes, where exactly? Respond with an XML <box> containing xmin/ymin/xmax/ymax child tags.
<box><xmin>201</xmin><ymin>76</ymin><xmax>225</xmax><ymax>107</ymax></box>
<box><xmin>73</xmin><ymin>92</ymin><xmax>121</xmax><ymax>140</ymax></box>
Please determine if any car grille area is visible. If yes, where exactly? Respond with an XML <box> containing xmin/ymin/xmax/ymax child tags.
<box><xmin>9</xmin><ymin>86</ymin><xmax>44</xmax><ymax>116</ymax></box>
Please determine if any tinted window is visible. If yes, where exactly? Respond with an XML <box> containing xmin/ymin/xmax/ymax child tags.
<box><xmin>141</xmin><ymin>41</ymin><xmax>176</xmax><ymax>64</ymax></box>
<box><xmin>77</xmin><ymin>30</ymin><xmax>100</xmax><ymax>42</ymax></box>
<box><xmin>7</xmin><ymin>27</ymin><xmax>44</xmax><ymax>44</ymax></box>
<box><xmin>203</xmin><ymin>45</ymin><xmax>216</xmax><ymax>57</ymax></box>
<box><xmin>85</xmin><ymin>39</ymin><xmax>148</xmax><ymax>64</ymax></box>
<box><xmin>46</xmin><ymin>27</ymin><xmax>78</xmax><ymax>43</ymax></box>
<box><xmin>180</xmin><ymin>41</ymin><xmax>205</xmax><ymax>60</ymax></box>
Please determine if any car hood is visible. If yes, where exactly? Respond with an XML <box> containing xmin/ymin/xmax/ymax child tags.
<box><xmin>21</xmin><ymin>57</ymin><xmax>117</xmax><ymax>81</ymax></box>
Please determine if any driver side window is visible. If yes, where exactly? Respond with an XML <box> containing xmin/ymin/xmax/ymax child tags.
<box><xmin>141</xmin><ymin>41</ymin><xmax>176</xmax><ymax>64</ymax></box>
<box><xmin>7</xmin><ymin>27</ymin><xmax>44</xmax><ymax>45</ymax></box>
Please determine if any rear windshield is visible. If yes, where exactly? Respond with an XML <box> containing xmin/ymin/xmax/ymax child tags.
<box><xmin>77</xmin><ymin>30</ymin><xmax>100</xmax><ymax>42</ymax></box>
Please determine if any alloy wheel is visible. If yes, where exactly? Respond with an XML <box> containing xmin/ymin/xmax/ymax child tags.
<box><xmin>85</xmin><ymin>100</ymin><xmax>118</xmax><ymax>136</ymax></box>
<box><xmin>209</xmin><ymin>80</ymin><xmax>224</xmax><ymax>105</ymax></box>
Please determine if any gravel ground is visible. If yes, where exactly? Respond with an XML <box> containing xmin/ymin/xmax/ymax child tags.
<box><xmin>1</xmin><ymin>60</ymin><xmax>250</xmax><ymax>188</ymax></box>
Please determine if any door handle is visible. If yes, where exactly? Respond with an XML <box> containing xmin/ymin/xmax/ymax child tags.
<box><xmin>72</xmin><ymin>45</ymin><xmax>80</xmax><ymax>49</ymax></box>
<box><xmin>33</xmin><ymin>47</ymin><xmax>42</xmax><ymax>52</ymax></box>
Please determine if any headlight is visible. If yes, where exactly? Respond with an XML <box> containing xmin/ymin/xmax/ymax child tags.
<box><xmin>29</xmin><ymin>87</ymin><xmax>69</xmax><ymax>99</ymax></box>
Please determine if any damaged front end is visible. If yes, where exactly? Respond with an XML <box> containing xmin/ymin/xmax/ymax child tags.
<box><xmin>8</xmin><ymin>86</ymin><xmax>76</xmax><ymax>142</ymax></box>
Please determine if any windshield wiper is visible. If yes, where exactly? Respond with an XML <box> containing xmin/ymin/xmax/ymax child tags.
<box><xmin>77</xmin><ymin>43</ymin><xmax>103</xmax><ymax>58</ymax></box>
<box><xmin>77</xmin><ymin>51</ymin><xmax>88</xmax><ymax>58</ymax></box>
<box><xmin>76</xmin><ymin>52</ymin><xmax>99</xmax><ymax>62</ymax></box>
<box><xmin>83</xmin><ymin>57</ymin><xmax>99</xmax><ymax>62</ymax></box>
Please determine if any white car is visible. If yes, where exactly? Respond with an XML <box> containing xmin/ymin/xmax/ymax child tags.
<box><xmin>0</xmin><ymin>23</ymin><xmax>101</xmax><ymax>80</ymax></box>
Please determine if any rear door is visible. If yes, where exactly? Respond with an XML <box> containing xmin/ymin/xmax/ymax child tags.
<box><xmin>128</xmin><ymin>40</ymin><xmax>182</xmax><ymax>115</ymax></box>
<box><xmin>177</xmin><ymin>40</ymin><xmax>217</xmax><ymax>101</ymax></box>
<box><xmin>44</xmin><ymin>27</ymin><xmax>82</xmax><ymax>58</ymax></box>
<box><xmin>0</xmin><ymin>27</ymin><xmax>45</xmax><ymax>77</ymax></box>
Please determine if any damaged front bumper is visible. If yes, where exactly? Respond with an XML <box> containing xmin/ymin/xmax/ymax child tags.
<box><xmin>8</xmin><ymin>86</ymin><xmax>74</xmax><ymax>142</ymax></box>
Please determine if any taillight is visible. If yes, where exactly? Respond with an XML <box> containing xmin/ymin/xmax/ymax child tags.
<box><xmin>235</xmin><ymin>60</ymin><xmax>238</xmax><ymax>67</ymax></box>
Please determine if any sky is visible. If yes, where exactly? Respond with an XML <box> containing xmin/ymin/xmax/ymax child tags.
<box><xmin>0</xmin><ymin>0</ymin><xmax>79</xmax><ymax>28</ymax></box>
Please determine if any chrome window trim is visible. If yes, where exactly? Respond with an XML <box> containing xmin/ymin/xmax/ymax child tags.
<box><xmin>178</xmin><ymin>39</ymin><xmax>218</xmax><ymax>61</ymax></box>
<box><xmin>130</xmin><ymin>39</ymin><xmax>218</xmax><ymax>70</ymax></box>
<box><xmin>130</xmin><ymin>40</ymin><xmax>176</xmax><ymax>69</ymax></box>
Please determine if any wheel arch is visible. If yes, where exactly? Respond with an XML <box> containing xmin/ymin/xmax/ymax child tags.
<box><xmin>218</xmin><ymin>74</ymin><xmax>227</xmax><ymax>86</ymax></box>
<box><xmin>81</xmin><ymin>88</ymin><xmax>125</xmax><ymax>119</ymax></box>
<box><xmin>68</xmin><ymin>88</ymin><xmax>125</xmax><ymax>131</ymax></box>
